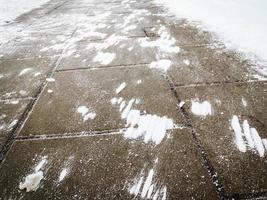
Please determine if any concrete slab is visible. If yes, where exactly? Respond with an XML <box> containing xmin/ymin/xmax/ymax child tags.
<box><xmin>176</xmin><ymin>81</ymin><xmax>267</xmax><ymax>195</ymax></box>
<box><xmin>20</xmin><ymin>66</ymin><xmax>183</xmax><ymax>136</ymax></box>
<box><xmin>168</xmin><ymin>45</ymin><xmax>267</xmax><ymax>86</ymax></box>
<box><xmin>0</xmin><ymin>57</ymin><xmax>56</xmax><ymax>99</ymax></box>
<box><xmin>0</xmin><ymin>130</ymin><xmax>218</xmax><ymax>199</ymax></box>
<box><xmin>0</xmin><ymin>99</ymin><xmax>29</xmax><ymax>150</ymax></box>
<box><xmin>57</xmin><ymin>38</ymin><xmax>158</xmax><ymax>70</ymax></box>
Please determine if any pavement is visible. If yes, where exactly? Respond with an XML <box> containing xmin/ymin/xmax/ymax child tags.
<box><xmin>0</xmin><ymin>0</ymin><xmax>267</xmax><ymax>199</ymax></box>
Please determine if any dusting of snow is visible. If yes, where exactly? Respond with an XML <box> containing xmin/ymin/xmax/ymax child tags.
<box><xmin>231</xmin><ymin>115</ymin><xmax>267</xmax><ymax>157</ymax></box>
<box><xmin>116</xmin><ymin>82</ymin><xmax>126</xmax><ymax>94</ymax></box>
<box><xmin>138</xmin><ymin>26</ymin><xmax>180</xmax><ymax>54</ymax></box>
<box><xmin>191</xmin><ymin>100</ymin><xmax>213</xmax><ymax>117</ymax></box>
<box><xmin>149</xmin><ymin>59</ymin><xmax>172</xmax><ymax>72</ymax></box>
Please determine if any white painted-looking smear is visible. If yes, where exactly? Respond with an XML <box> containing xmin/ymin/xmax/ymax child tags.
<box><xmin>141</xmin><ymin>169</ymin><xmax>154</xmax><ymax>198</ymax></box>
<box><xmin>242</xmin><ymin>120</ymin><xmax>254</xmax><ymax>149</ymax></box>
<box><xmin>93</xmin><ymin>52</ymin><xmax>116</xmax><ymax>65</ymax></box>
<box><xmin>77</xmin><ymin>106</ymin><xmax>89</xmax><ymax>117</ymax></box>
<box><xmin>129</xmin><ymin>176</ymin><xmax>144</xmax><ymax>196</ymax></box>
<box><xmin>116</xmin><ymin>82</ymin><xmax>126</xmax><ymax>94</ymax></box>
<box><xmin>124</xmin><ymin>110</ymin><xmax>174</xmax><ymax>145</ymax></box>
<box><xmin>110</xmin><ymin>97</ymin><xmax>118</xmax><ymax>105</ymax></box>
<box><xmin>46</xmin><ymin>78</ymin><xmax>55</xmax><ymax>82</ymax></box>
<box><xmin>149</xmin><ymin>59</ymin><xmax>172</xmax><ymax>72</ymax></box>
<box><xmin>231</xmin><ymin>115</ymin><xmax>247</xmax><ymax>152</ymax></box>
<box><xmin>191</xmin><ymin>100</ymin><xmax>212</xmax><ymax>116</ymax></box>
<box><xmin>250</xmin><ymin>128</ymin><xmax>265</xmax><ymax>157</ymax></box>
<box><xmin>183</xmin><ymin>59</ymin><xmax>190</xmax><ymax>66</ymax></box>
<box><xmin>77</xmin><ymin>106</ymin><xmax>96</xmax><ymax>122</ymax></box>
<box><xmin>34</xmin><ymin>157</ymin><xmax>47</xmax><ymax>172</ymax></box>
<box><xmin>59</xmin><ymin>168</ymin><xmax>68</xmax><ymax>182</ymax></box>
<box><xmin>121</xmin><ymin>99</ymin><xmax>135</xmax><ymax>119</ymax></box>
<box><xmin>19</xmin><ymin>68</ymin><xmax>32</xmax><ymax>76</ymax></box>
<box><xmin>262</xmin><ymin>139</ymin><xmax>267</xmax><ymax>150</ymax></box>
<box><xmin>19</xmin><ymin>171</ymin><xmax>44</xmax><ymax>192</ymax></box>
<box><xmin>137</xmin><ymin>80</ymin><xmax>142</xmax><ymax>84</ymax></box>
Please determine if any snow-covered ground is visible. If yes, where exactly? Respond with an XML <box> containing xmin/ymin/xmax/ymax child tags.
<box><xmin>155</xmin><ymin>0</ymin><xmax>267</xmax><ymax>62</ymax></box>
<box><xmin>0</xmin><ymin>0</ymin><xmax>50</xmax><ymax>25</ymax></box>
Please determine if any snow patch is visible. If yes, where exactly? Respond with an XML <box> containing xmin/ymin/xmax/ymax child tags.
<box><xmin>93</xmin><ymin>52</ymin><xmax>116</xmax><ymax>65</ymax></box>
<box><xmin>149</xmin><ymin>59</ymin><xmax>172</xmax><ymax>72</ymax></box>
<box><xmin>191</xmin><ymin>100</ymin><xmax>213</xmax><ymax>117</ymax></box>
<box><xmin>154</xmin><ymin>0</ymin><xmax>267</xmax><ymax>63</ymax></box>
<box><xmin>77</xmin><ymin>106</ymin><xmax>96</xmax><ymax>122</ymax></box>
<box><xmin>19</xmin><ymin>156</ymin><xmax>47</xmax><ymax>192</ymax></box>
<box><xmin>19</xmin><ymin>171</ymin><xmax>44</xmax><ymax>192</ymax></box>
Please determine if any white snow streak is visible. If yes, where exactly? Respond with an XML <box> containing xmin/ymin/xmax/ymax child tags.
<box><xmin>116</xmin><ymin>82</ymin><xmax>126</xmax><ymax>94</ymax></box>
<box><xmin>231</xmin><ymin>115</ymin><xmax>267</xmax><ymax>157</ymax></box>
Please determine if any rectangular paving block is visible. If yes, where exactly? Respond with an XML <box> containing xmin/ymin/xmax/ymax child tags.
<box><xmin>0</xmin><ymin>99</ymin><xmax>29</xmax><ymax>150</ymax></box>
<box><xmin>168</xmin><ymin>45</ymin><xmax>267</xmax><ymax>86</ymax></box>
<box><xmin>176</xmin><ymin>81</ymin><xmax>267</xmax><ymax>196</ymax></box>
<box><xmin>0</xmin><ymin>57</ymin><xmax>56</xmax><ymax>99</ymax></box>
<box><xmin>20</xmin><ymin>65</ymin><xmax>183</xmax><ymax>136</ymax></box>
<box><xmin>0</xmin><ymin>129</ymin><xmax>218</xmax><ymax>199</ymax></box>
<box><xmin>57</xmin><ymin>38</ymin><xmax>158</xmax><ymax>70</ymax></box>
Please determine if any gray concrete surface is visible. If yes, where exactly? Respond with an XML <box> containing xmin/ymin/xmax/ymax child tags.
<box><xmin>0</xmin><ymin>0</ymin><xmax>266</xmax><ymax>199</ymax></box>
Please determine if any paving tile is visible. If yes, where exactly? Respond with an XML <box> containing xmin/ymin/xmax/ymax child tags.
<box><xmin>20</xmin><ymin>66</ymin><xmax>183</xmax><ymax>136</ymax></box>
<box><xmin>168</xmin><ymin>45</ymin><xmax>267</xmax><ymax>86</ymax></box>
<box><xmin>57</xmin><ymin>38</ymin><xmax>158</xmax><ymax>70</ymax></box>
<box><xmin>0</xmin><ymin>57</ymin><xmax>56</xmax><ymax>99</ymax></box>
<box><xmin>0</xmin><ymin>100</ymin><xmax>29</xmax><ymax>150</ymax></box>
<box><xmin>176</xmin><ymin>81</ymin><xmax>267</xmax><ymax>195</ymax></box>
<box><xmin>0</xmin><ymin>129</ymin><xmax>218</xmax><ymax>199</ymax></box>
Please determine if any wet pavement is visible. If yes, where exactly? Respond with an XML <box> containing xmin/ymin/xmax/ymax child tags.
<box><xmin>0</xmin><ymin>0</ymin><xmax>267</xmax><ymax>199</ymax></box>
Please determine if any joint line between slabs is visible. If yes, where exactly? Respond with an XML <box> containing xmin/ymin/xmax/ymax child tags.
<box><xmin>162</xmin><ymin>72</ymin><xmax>227</xmax><ymax>199</ymax></box>
<box><xmin>174</xmin><ymin>79</ymin><xmax>267</xmax><ymax>88</ymax></box>
<box><xmin>0</xmin><ymin>27</ymin><xmax>79</xmax><ymax>165</ymax></box>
